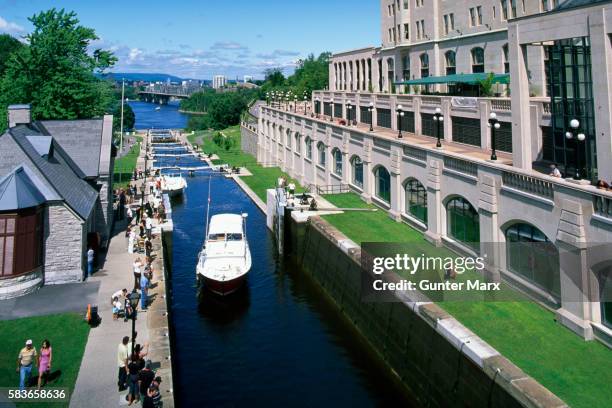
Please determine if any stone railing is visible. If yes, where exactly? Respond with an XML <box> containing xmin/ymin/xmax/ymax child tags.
<box><xmin>593</xmin><ymin>194</ymin><xmax>612</xmax><ymax>219</ymax></box>
<box><xmin>490</xmin><ymin>98</ymin><xmax>512</xmax><ymax>111</ymax></box>
<box><xmin>502</xmin><ymin>171</ymin><xmax>554</xmax><ymax>200</ymax></box>
<box><xmin>403</xmin><ymin>145</ymin><xmax>427</xmax><ymax>162</ymax></box>
<box><xmin>443</xmin><ymin>156</ymin><xmax>478</xmax><ymax>177</ymax></box>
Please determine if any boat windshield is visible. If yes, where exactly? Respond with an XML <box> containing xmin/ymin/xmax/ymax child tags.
<box><xmin>207</xmin><ymin>233</ymin><xmax>243</xmax><ymax>241</ymax></box>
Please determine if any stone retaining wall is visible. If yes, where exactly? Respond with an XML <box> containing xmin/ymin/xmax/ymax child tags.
<box><xmin>290</xmin><ymin>215</ymin><xmax>567</xmax><ymax>408</ymax></box>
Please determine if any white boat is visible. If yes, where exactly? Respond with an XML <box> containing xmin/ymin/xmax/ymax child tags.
<box><xmin>160</xmin><ymin>175</ymin><xmax>187</xmax><ymax>197</ymax></box>
<box><xmin>155</xmin><ymin>106</ymin><xmax>161</xmax><ymax>111</ymax></box>
<box><xmin>196</xmin><ymin>213</ymin><xmax>251</xmax><ymax>295</ymax></box>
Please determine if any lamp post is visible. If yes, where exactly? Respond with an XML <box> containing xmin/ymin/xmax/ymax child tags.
<box><xmin>368</xmin><ymin>102</ymin><xmax>374</xmax><ymax>132</ymax></box>
<box><xmin>128</xmin><ymin>290</ymin><xmax>141</xmax><ymax>356</ymax></box>
<box><xmin>396</xmin><ymin>104</ymin><xmax>404</xmax><ymax>138</ymax></box>
<box><xmin>433</xmin><ymin>107</ymin><xmax>443</xmax><ymax>148</ymax></box>
<box><xmin>266</xmin><ymin>91</ymin><xmax>270</xmax><ymax>106</ymax></box>
<box><xmin>329</xmin><ymin>100</ymin><xmax>335</xmax><ymax>122</ymax></box>
<box><xmin>346</xmin><ymin>101</ymin><xmax>353</xmax><ymax>126</ymax></box>
<box><xmin>565</xmin><ymin>118</ymin><xmax>585</xmax><ymax>180</ymax></box>
<box><xmin>303</xmin><ymin>95</ymin><xmax>308</xmax><ymax>116</ymax></box>
<box><xmin>315</xmin><ymin>97</ymin><xmax>320</xmax><ymax>118</ymax></box>
<box><xmin>293</xmin><ymin>95</ymin><xmax>298</xmax><ymax>113</ymax></box>
<box><xmin>488</xmin><ymin>112</ymin><xmax>501</xmax><ymax>161</ymax></box>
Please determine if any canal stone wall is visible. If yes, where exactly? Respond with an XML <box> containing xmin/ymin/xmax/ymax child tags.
<box><xmin>290</xmin><ymin>215</ymin><xmax>567</xmax><ymax>408</ymax></box>
<box><xmin>240</xmin><ymin>124</ymin><xmax>258</xmax><ymax>159</ymax></box>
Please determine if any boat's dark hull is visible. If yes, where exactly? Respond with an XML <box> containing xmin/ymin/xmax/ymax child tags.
<box><xmin>199</xmin><ymin>273</ymin><xmax>247</xmax><ymax>296</ymax></box>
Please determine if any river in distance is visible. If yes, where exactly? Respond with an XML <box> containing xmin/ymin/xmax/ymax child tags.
<box><xmin>140</xmin><ymin>100</ymin><xmax>413</xmax><ymax>407</ymax></box>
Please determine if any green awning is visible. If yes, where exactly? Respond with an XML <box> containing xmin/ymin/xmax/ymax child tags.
<box><xmin>395</xmin><ymin>73</ymin><xmax>510</xmax><ymax>86</ymax></box>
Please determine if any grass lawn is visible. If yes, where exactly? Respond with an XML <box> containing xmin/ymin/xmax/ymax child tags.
<box><xmin>0</xmin><ymin>313</ymin><xmax>90</xmax><ymax>408</ymax></box>
<box><xmin>113</xmin><ymin>136</ymin><xmax>141</xmax><ymax>189</ymax></box>
<box><xmin>321</xmin><ymin>192</ymin><xmax>612</xmax><ymax>408</ymax></box>
<box><xmin>199</xmin><ymin>125</ymin><xmax>302</xmax><ymax>201</ymax></box>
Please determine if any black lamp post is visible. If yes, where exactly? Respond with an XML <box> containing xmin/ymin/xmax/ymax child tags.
<box><xmin>433</xmin><ymin>107</ymin><xmax>444</xmax><ymax>148</ymax></box>
<box><xmin>489</xmin><ymin>112</ymin><xmax>500</xmax><ymax>161</ymax></box>
<box><xmin>294</xmin><ymin>95</ymin><xmax>298</xmax><ymax>112</ymax></box>
<box><xmin>346</xmin><ymin>101</ymin><xmax>353</xmax><ymax>126</ymax></box>
<box><xmin>128</xmin><ymin>290</ymin><xmax>141</xmax><ymax>356</ymax></box>
<box><xmin>329</xmin><ymin>100</ymin><xmax>335</xmax><ymax>122</ymax></box>
<box><xmin>266</xmin><ymin>92</ymin><xmax>270</xmax><ymax>106</ymax></box>
<box><xmin>565</xmin><ymin>118</ymin><xmax>585</xmax><ymax>180</ymax></box>
<box><xmin>396</xmin><ymin>104</ymin><xmax>404</xmax><ymax>138</ymax></box>
<box><xmin>368</xmin><ymin>102</ymin><xmax>374</xmax><ymax>132</ymax></box>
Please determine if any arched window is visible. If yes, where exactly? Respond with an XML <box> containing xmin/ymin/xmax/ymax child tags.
<box><xmin>405</xmin><ymin>179</ymin><xmax>427</xmax><ymax>225</ymax></box>
<box><xmin>0</xmin><ymin>208</ymin><xmax>43</xmax><ymax>278</ymax></box>
<box><xmin>420</xmin><ymin>53</ymin><xmax>429</xmax><ymax>78</ymax></box>
<box><xmin>332</xmin><ymin>148</ymin><xmax>343</xmax><ymax>176</ymax></box>
<box><xmin>505</xmin><ymin>223</ymin><xmax>560</xmax><ymax>298</ymax></box>
<box><xmin>402</xmin><ymin>55</ymin><xmax>410</xmax><ymax>81</ymax></box>
<box><xmin>446</xmin><ymin>197</ymin><xmax>479</xmax><ymax>252</ymax></box>
<box><xmin>445</xmin><ymin>51</ymin><xmax>456</xmax><ymax>75</ymax></box>
<box><xmin>294</xmin><ymin>133</ymin><xmax>301</xmax><ymax>153</ymax></box>
<box><xmin>317</xmin><ymin>142</ymin><xmax>326</xmax><ymax>166</ymax></box>
<box><xmin>502</xmin><ymin>44</ymin><xmax>509</xmax><ymax>73</ymax></box>
<box><xmin>305</xmin><ymin>137</ymin><xmax>313</xmax><ymax>159</ymax></box>
<box><xmin>351</xmin><ymin>156</ymin><xmax>363</xmax><ymax>188</ymax></box>
<box><xmin>374</xmin><ymin>166</ymin><xmax>391</xmax><ymax>203</ymax></box>
<box><xmin>471</xmin><ymin>47</ymin><xmax>485</xmax><ymax>73</ymax></box>
<box><xmin>286</xmin><ymin>130</ymin><xmax>292</xmax><ymax>148</ymax></box>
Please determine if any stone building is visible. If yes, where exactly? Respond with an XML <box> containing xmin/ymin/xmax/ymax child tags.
<box><xmin>0</xmin><ymin>105</ymin><xmax>115</xmax><ymax>299</ymax></box>
<box><xmin>247</xmin><ymin>0</ymin><xmax>612</xmax><ymax>344</ymax></box>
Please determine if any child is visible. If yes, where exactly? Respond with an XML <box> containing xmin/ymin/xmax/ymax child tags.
<box><xmin>112</xmin><ymin>296</ymin><xmax>124</xmax><ymax>320</ymax></box>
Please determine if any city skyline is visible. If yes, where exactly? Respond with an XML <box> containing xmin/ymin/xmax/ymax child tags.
<box><xmin>0</xmin><ymin>0</ymin><xmax>380</xmax><ymax>80</ymax></box>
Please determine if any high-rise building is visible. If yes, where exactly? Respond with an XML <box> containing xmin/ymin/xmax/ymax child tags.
<box><xmin>212</xmin><ymin>75</ymin><xmax>226</xmax><ymax>89</ymax></box>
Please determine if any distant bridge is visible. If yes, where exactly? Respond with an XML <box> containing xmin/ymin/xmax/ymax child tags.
<box><xmin>138</xmin><ymin>84</ymin><xmax>201</xmax><ymax>104</ymax></box>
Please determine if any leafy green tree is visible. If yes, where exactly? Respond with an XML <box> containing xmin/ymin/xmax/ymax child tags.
<box><xmin>0</xmin><ymin>8</ymin><xmax>116</xmax><ymax>133</ymax></box>
<box><xmin>0</xmin><ymin>34</ymin><xmax>24</xmax><ymax>76</ymax></box>
<box><xmin>112</xmin><ymin>102</ymin><xmax>135</xmax><ymax>132</ymax></box>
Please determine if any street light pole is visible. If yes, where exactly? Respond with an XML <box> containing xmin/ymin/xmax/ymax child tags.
<box><xmin>489</xmin><ymin>112</ymin><xmax>500</xmax><ymax>161</ymax></box>
<box><xmin>120</xmin><ymin>78</ymin><xmax>125</xmax><ymax>153</ymax></box>
<box><xmin>368</xmin><ymin>102</ymin><xmax>374</xmax><ymax>132</ymax></box>
<box><xmin>329</xmin><ymin>100</ymin><xmax>335</xmax><ymax>122</ymax></box>
<box><xmin>396</xmin><ymin>104</ymin><xmax>404</xmax><ymax>138</ymax></box>
<box><xmin>433</xmin><ymin>107</ymin><xmax>443</xmax><ymax>148</ymax></box>
<box><xmin>346</xmin><ymin>101</ymin><xmax>352</xmax><ymax>126</ymax></box>
<box><xmin>565</xmin><ymin>118</ymin><xmax>585</xmax><ymax>180</ymax></box>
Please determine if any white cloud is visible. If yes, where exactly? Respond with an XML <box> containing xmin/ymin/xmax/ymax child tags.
<box><xmin>0</xmin><ymin>16</ymin><xmax>24</xmax><ymax>35</ymax></box>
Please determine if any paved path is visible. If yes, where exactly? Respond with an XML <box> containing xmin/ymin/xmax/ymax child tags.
<box><xmin>69</xmin><ymin>220</ymin><xmax>152</xmax><ymax>408</ymax></box>
<box><xmin>0</xmin><ymin>282</ymin><xmax>99</xmax><ymax>320</ymax></box>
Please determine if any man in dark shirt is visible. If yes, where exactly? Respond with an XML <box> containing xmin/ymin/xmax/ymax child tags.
<box><xmin>138</xmin><ymin>360</ymin><xmax>155</xmax><ymax>401</ymax></box>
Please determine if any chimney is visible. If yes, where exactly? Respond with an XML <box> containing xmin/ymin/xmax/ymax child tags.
<box><xmin>8</xmin><ymin>104</ymin><xmax>31</xmax><ymax>128</ymax></box>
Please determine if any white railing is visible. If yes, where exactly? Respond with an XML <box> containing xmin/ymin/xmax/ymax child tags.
<box><xmin>502</xmin><ymin>171</ymin><xmax>554</xmax><ymax>200</ymax></box>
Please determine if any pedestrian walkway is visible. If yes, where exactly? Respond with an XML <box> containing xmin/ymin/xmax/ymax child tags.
<box><xmin>69</xmin><ymin>219</ymin><xmax>152</xmax><ymax>407</ymax></box>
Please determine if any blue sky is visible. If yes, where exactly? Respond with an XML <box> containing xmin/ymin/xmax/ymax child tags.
<box><xmin>0</xmin><ymin>0</ymin><xmax>380</xmax><ymax>80</ymax></box>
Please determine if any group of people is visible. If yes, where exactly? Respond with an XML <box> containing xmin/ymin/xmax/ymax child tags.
<box><xmin>549</xmin><ymin>163</ymin><xmax>612</xmax><ymax>189</ymax></box>
<box><xmin>277</xmin><ymin>176</ymin><xmax>296</xmax><ymax>198</ymax></box>
<box><xmin>16</xmin><ymin>339</ymin><xmax>53</xmax><ymax>390</ymax></box>
<box><xmin>117</xmin><ymin>336</ymin><xmax>162</xmax><ymax>407</ymax></box>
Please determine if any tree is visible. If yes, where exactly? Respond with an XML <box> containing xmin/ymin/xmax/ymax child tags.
<box><xmin>112</xmin><ymin>102</ymin><xmax>135</xmax><ymax>132</ymax></box>
<box><xmin>264</xmin><ymin>68</ymin><xmax>286</xmax><ymax>87</ymax></box>
<box><xmin>0</xmin><ymin>34</ymin><xmax>23</xmax><ymax>76</ymax></box>
<box><xmin>0</xmin><ymin>8</ymin><xmax>117</xmax><ymax>133</ymax></box>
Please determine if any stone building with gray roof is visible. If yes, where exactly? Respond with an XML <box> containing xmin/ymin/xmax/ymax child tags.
<box><xmin>0</xmin><ymin>105</ymin><xmax>115</xmax><ymax>299</ymax></box>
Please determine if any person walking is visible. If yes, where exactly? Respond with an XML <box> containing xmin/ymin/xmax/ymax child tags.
<box><xmin>127</xmin><ymin>354</ymin><xmax>142</xmax><ymax>405</ymax></box>
<box><xmin>37</xmin><ymin>340</ymin><xmax>52</xmax><ymax>388</ymax></box>
<box><xmin>16</xmin><ymin>340</ymin><xmax>37</xmax><ymax>390</ymax></box>
<box><xmin>140</xmin><ymin>272</ymin><xmax>149</xmax><ymax>310</ymax></box>
<box><xmin>133</xmin><ymin>258</ymin><xmax>143</xmax><ymax>289</ymax></box>
<box><xmin>119</xmin><ymin>190</ymin><xmax>126</xmax><ymax>220</ymax></box>
<box><xmin>87</xmin><ymin>247</ymin><xmax>95</xmax><ymax>278</ymax></box>
<box><xmin>117</xmin><ymin>336</ymin><xmax>129</xmax><ymax>391</ymax></box>
<box><xmin>145</xmin><ymin>216</ymin><xmax>153</xmax><ymax>240</ymax></box>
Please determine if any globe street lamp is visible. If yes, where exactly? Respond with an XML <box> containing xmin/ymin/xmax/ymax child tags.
<box><xmin>266</xmin><ymin>91</ymin><xmax>270</xmax><ymax>106</ymax></box>
<box><xmin>565</xmin><ymin>118</ymin><xmax>585</xmax><ymax>180</ymax></box>
<box><xmin>346</xmin><ymin>101</ymin><xmax>353</xmax><ymax>126</ymax></box>
<box><xmin>433</xmin><ymin>107</ymin><xmax>444</xmax><ymax>148</ymax></box>
<box><xmin>396</xmin><ymin>105</ymin><xmax>404</xmax><ymax>138</ymax></box>
<box><xmin>128</xmin><ymin>290</ymin><xmax>141</xmax><ymax>356</ymax></box>
<box><xmin>368</xmin><ymin>102</ymin><xmax>374</xmax><ymax>132</ymax></box>
<box><xmin>488</xmin><ymin>112</ymin><xmax>501</xmax><ymax>161</ymax></box>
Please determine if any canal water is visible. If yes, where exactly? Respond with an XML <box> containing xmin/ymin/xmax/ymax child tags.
<box><xmin>129</xmin><ymin>100</ymin><xmax>190</xmax><ymax>130</ymax></box>
<box><xmin>142</xmin><ymin>102</ymin><xmax>412</xmax><ymax>407</ymax></box>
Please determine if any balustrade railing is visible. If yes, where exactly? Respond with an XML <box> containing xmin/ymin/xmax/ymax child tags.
<box><xmin>443</xmin><ymin>157</ymin><xmax>478</xmax><ymax>177</ymax></box>
<box><xmin>403</xmin><ymin>146</ymin><xmax>427</xmax><ymax>162</ymax></box>
<box><xmin>593</xmin><ymin>194</ymin><xmax>612</xmax><ymax>219</ymax></box>
<box><xmin>491</xmin><ymin>99</ymin><xmax>512</xmax><ymax>111</ymax></box>
<box><xmin>502</xmin><ymin>171</ymin><xmax>554</xmax><ymax>200</ymax></box>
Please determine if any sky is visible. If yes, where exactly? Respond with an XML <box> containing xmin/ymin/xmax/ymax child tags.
<box><xmin>0</xmin><ymin>0</ymin><xmax>380</xmax><ymax>80</ymax></box>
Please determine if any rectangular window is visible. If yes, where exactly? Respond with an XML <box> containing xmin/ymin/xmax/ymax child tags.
<box><xmin>421</xmin><ymin>20</ymin><xmax>425</xmax><ymax>38</ymax></box>
<box><xmin>511</xmin><ymin>0</ymin><xmax>517</xmax><ymax>18</ymax></box>
<box><xmin>470</xmin><ymin>8</ymin><xmax>476</xmax><ymax>26</ymax></box>
<box><xmin>452</xmin><ymin>117</ymin><xmax>481</xmax><ymax>146</ymax></box>
<box><xmin>416</xmin><ymin>21</ymin><xmax>420</xmax><ymax>39</ymax></box>
<box><xmin>403</xmin><ymin>0</ymin><xmax>409</xmax><ymax>9</ymax></box>
<box><xmin>477</xmin><ymin>6</ymin><xmax>483</xmax><ymax>25</ymax></box>
<box><xmin>404</xmin><ymin>24</ymin><xmax>410</xmax><ymax>39</ymax></box>
<box><xmin>450</xmin><ymin>13</ymin><xmax>455</xmax><ymax>30</ymax></box>
<box><xmin>377</xmin><ymin>108</ymin><xmax>392</xmax><ymax>129</ymax></box>
<box><xmin>540</xmin><ymin>0</ymin><xmax>548</xmax><ymax>12</ymax></box>
<box><xmin>444</xmin><ymin>15</ymin><xmax>449</xmax><ymax>34</ymax></box>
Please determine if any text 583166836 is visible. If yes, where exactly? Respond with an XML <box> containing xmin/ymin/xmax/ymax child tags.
<box><xmin>2</xmin><ymin>388</ymin><xmax>69</xmax><ymax>402</ymax></box>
